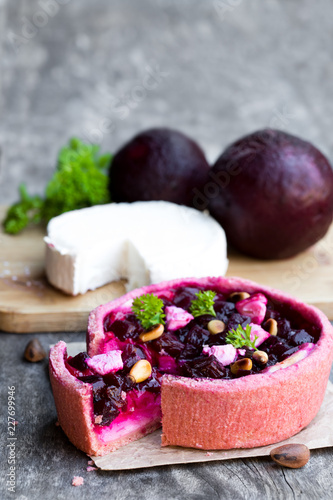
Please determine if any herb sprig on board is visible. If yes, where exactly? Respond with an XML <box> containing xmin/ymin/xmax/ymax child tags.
<box><xmin>3</xmin><ymin>138</ymin><xmax>112</xmax><ymax>234</ymax></box>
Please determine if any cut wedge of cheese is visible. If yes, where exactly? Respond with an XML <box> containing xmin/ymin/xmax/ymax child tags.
<box><xmin>44</xmin><ymin>201</ymin><xmax>228</xmax><ymax>295</ymax></box>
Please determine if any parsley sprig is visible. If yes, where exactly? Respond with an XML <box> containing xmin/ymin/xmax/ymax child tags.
<box><xmin>132</xmin><ymin>293</ymin><xmax>165</xmax><ymax>330</ymax></box>
<box><xmin>3</xmin><ymin>184</ymin><xmax>44</xmax><ymax>234</ymax></box>
<box><xmin>190</xmin><ymin>290</ymin><xmax>216</xmax><ymax>318</ymax></box>
<box><xmin>3</xmin><ymin>138</ymin><xmax>112</xmax><ymax>234</ymax></box>
<box><xmin>225</xmin><ymin>324</ymin><xmax>258</xmax><ymax>350</ymax></box>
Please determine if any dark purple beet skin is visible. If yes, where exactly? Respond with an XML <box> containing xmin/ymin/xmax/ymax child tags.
<box><xmin>208</xmin><ymin>129</ymin><xmax>333</xmax><ymax>259</ymax></box>
<box><xmin>109</xmin><ymin>128</ymin><xmax>210</xmax><ymax>208</ymax></box>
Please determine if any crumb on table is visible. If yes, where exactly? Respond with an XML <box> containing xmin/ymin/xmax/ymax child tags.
<box><xmin>72</xmin><ymin>476</ymin><xmax>84</xmax><ymax>487</ymax></box>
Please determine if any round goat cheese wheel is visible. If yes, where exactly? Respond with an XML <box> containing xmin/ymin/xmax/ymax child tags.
<box><xmin>44</xmin><ymin>201</ymin><xmax>228</xmax><ymax>295</ymax></box>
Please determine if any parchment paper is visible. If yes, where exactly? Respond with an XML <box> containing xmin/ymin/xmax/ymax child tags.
<box><xmin>64</xmin><ymin>342</ymin><xmax>333</xmax><ymax>470</ymax></box>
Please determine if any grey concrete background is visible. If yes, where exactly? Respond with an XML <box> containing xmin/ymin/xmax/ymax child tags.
<box><xmin>1</xmin><ymin>0</ymin><xmax>333</xmax><ymax>204</ymax></box>
<box><xmin>1</xmin><ymin>1</ymin><xmax>333</xmax><ymax>499</ymax></box>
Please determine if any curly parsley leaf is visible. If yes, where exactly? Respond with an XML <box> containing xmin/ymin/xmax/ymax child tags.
<box><xmin>3</xmin><ymin>184</ymin><xmax>43</xmax><ymax>234</ymax></box>
<box><xmin>225</xmin><ymin>324</ymin><xmax>258</xmax><ymax>350</ymax></box>
<box><xmin>132</xmin><ymin>293</ymin><xmax>165</xmax><ymax>330</ymax></box>
<box><xmin>3</xmin><ymin>138</ymin><xmax>112</xmax><ymax>234</ymax></box>
<box><xmin>190</xmin><ymin>290</ymin><xmax>216</xmax><ymax>318</ymax></box>
<box><xmin>42</xmin><ymin>138</ymin><xmax>111</xmax><ymax>222</ymax></box>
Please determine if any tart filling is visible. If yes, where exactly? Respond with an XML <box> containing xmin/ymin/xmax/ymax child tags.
<box><xmin>49</xmin><ymin>277</ymin><xmax>333</xmax><ymax>455</ymax></box>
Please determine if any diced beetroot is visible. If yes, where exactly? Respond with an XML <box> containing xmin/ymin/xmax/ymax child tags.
<box><xmin>66</xmin><ymin>352</ymin><xmax>95</xmax><ymax>378</ymax></box>
<box><xmin>275</xmin><ymin>318</ymin><xmax>291</xmax><ymax>339</ymax></box>
<box><xmin>226</xmin><ymin>313</ymin><xmax>250</xmax><ymax>332</ymax></box>
<box><xmin>152</xmin><ymin>332</ymin><xmax>185</xmax><ymax>358</ymax></box>
<box><xmin>181</xmin><ymin>355</ymin><xmax>226</xmax><ymax>379</ymax></box>
<box><xmin>157</xmin><ymin>355</ymin><xmax>179</xmax><ymax>374</ymax></box>
<box><xmin>236</xmin><ymin>293</ymin><xmax>267</xmax><ymax>324</ymax></box>
<box><xmin>158</xmin><ymin>290</ymin><xmax>176</xmax><ymax>302</ymax></box>
<box><xmin>202</xmin><ymin>344</ymin><xmax>237</xmax><ymax>366</ymax></box>
<box><xmin>194</xmin><ymin>314</ymin><xmax>217</xmax><ymax>329</ymax></box>
<box><xmin>94</xmin><ymin>398</ymin><xmax>121</xmax><ymax>426</ymax></box>
<box><xmin>86</xmin><ymin>351</ymin><xmax>123</xmax><ymax>375</ymax></box>
<box><xmin>108</xmin><ymin>315</ymin><xmax>144</xmax><ymax>340</ymax></box>
<box><xmin>214</xmin><ymin>300</ymin><xmax>235</xmax><ymax>317</ymax></box>
<box><xmin>185</xmin><ymin>324</ymin><xmax>210</xmax><ymax>348</ymax></box>
<box><xmin>103</xmin><ymin>311</ymin><xmax>127</xmax><ymax>331</ymax></box>
<box><xmin>178</xmin><ymin>343</ymin><xmax>200</xmax><ymax>360</ymax></box>
<box><xmin>290</xmin><ymin>329</ymin><xmax>314</xmax><ymax>346</ymax></box>
<box><xmin>121</xmin><ymin>344</ymin><xmax>147</xmax><ymax>372</ymax></box>
<box><xmin>103</xmin><ymin>372</ymin><xmax>124</xmax><ymax>388</ymax></box>
<box><xmin>67</xmin><ymin>352</ymin><xmax>89</xmax><ymax>371</ymax></box>
<box><xmin>165</xmin><ymin>306</ymin><xmax>194</xmax><ymax>331</ymax></box>
<box><xmin>269</xmin><ymin>341</ymin><xmax>289</xmax><ymax>360</ymax></box>
<box><xmin>173</xmin><ymin>287</ymin><xmax>200</xmax><ymax>310</ymax></box>
<box><xmin>134</xmin><ymin>369</ymin><xmax>162</xmax><ymax>395</ymax></box>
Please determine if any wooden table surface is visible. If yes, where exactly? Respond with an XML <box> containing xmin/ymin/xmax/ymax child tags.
<box><xmin>1</xmin><ymin>1</ymin><xmax>333</xmax><ymax>499</ymax></box>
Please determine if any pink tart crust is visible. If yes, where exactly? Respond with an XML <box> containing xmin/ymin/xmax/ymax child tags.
<box><xmin>49</xmin><ymin>276</ymin><xmax>333</xmax><ymax>455</ymax></box>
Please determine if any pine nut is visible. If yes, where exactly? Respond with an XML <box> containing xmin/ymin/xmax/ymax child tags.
<box><xmin>207</xmin><ymin>319</ymin><xmax>225</xmax><ymax>335</ymax></box>
<box><xmin>264</xmin><ymin>318</ymin><xmax>278</xmax><ymax>336</ymax></box>
<box><xmin>230</xmin><ymin>357</ymin><xmax>252</xmax><ymax>375</ymax></box>
<box><xmin>253</xmin><ymin>350</ymin><xmax>268</xmax><ymax>365</ymax></box>
<box><xmin>129</xmin><ymin>360</ymin><xmax>152</xmax><ymax>383</ymax></box>
<box><xmin>139</xmin><ymin>323</ymin><xmax>164</xmax><ymax>342</ymax></box>
<box><xmin>229</xmin><ymin>291</ymin><xmax>250</xmax><ymax>302</ymax></box>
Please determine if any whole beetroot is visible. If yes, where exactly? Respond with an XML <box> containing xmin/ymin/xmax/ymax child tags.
<box><xmin>208</xmin><ymin>129</ymin><xmax>333</xmax><ymax>259</ymax></box>
<box><xmin>109</xmin><ymin>128</ymin><xmax>210</xmax><ymax>208</ymax></box>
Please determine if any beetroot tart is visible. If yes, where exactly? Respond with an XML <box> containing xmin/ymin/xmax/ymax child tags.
<box><xmin>49</xmin><ymin>277</ymin><xmax>333</xmax><ymax>456</ymax></box>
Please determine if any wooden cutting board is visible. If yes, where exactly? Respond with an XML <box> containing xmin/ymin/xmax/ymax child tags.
<box><xmin>1</xmin><ymin>205</ymin><xmax>333</xmax><ymax>333</ymax></box>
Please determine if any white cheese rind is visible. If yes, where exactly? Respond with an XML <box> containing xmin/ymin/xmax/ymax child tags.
<box><xmin>44</xmin><ymin>201</ymin><xmax>228</xmax><ymax>295</ymax></box>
